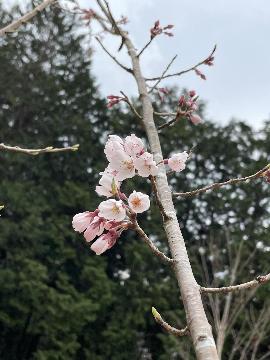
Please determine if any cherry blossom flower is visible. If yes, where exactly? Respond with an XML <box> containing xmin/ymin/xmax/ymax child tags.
<box><xmin>96</xmin><ymin>172</ymin><xmax>119</xmax><ymax>197</ymax></box>
<box><xmin>133</xmin><ymin>152</ymin><xmax>158</xmax><ymax>177</ymax></box>
<box><xmin>168</xmin><ymin>151</ymin><xmax>189</xmax><ymax>172</ymax></box>
<box><xmin>98</xmin><ymin>199</ymin><xmax>126</xmax><ymax>221</ymax></box>
<box><xmin>190</xmin><ymin>114</ymin><xmax>202</xmax><ymax>125</ymax></box>
<box><xmin>72</xmin><ymin>210</ymin><xmax>99</xmax><ymax>233</ymax></box>
<box><xmin>84</xmin><ymin>216</ymin><xmax>106</xmax><ymax>242</ymax></box>
<box><xmin>124</xmin><ymin>134</ymin><xmax>145</xmax><ymax>157</ymax></box>
<box><xmin>91</xmin><ymin>229</ymin><xmax>120</xmax><ymax>255</ymax></box>
<box><xmin>109</xmin><ymin>150</ymin><xmax>135</xmax><ymax>181</ymax></box>
<box><xmin>128</xmin><ymin>191</ymin><xmax>150</xmax><ymax>213</ymax></box>
<box><xmin>104</xmin><ymin>135</ymin><xmax>124</xmax><ymax>162</ymax></box>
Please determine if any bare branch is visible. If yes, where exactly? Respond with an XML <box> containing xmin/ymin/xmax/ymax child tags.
<box><xmin>152</xmin><ymin>307</ymin><xmax>189</xmax><ymax>336</ymax></box>
<box><xmin>137</xmin><ymin>37</ymin><xmax>155</xmax><ymax>57</ymax></box>
<box><xmin>173</xmin><ymin>165</ymin><xmax>270</xmax><ymax>198</ymax></box>
<box><xmin>158</xmin><ymin>112</ymin><xmax>181</xmax><ymax>130</ymax></box>
<box><xmin>119</xmin><ymin>91</ymin><xmax>142</xmax><ymax>120</ymax></box>
<box><xmin>0</xmin><ymin>0</ymin><xmax>56</xmax><ymax>37</ymax></box>
<box><xmin>95</xmin><ymin>37</ymin><xmax>133</xmax><ymax>74</ymax></box>
<box><xmin>132</xmin><ymin>220</ymin><xmax>174</xmax><ymax>264</ymax></box>
<box><xmin>149</xmin><ymin>55</ymin><xmax>177</xmax><ymax>94</ymax></box>
<box><xmin>200</xmin><ymin>273</ymin><xmax>270</xmax><ymax>294</ymax></box>
<box><xmin>146</xmin><ymin>45</ymin><xmax>217</xmax><ymax>82</ymax></box>
<box><xmin>0</xmin><ymin>143</ymin><xmax>79</xmax><ymax>155</ymax></box>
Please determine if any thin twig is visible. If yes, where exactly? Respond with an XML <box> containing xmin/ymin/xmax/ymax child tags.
<box><xmin>149</xmin><ymin>55</ymin><xmax>177</xmax><ymax>94</ymax></box>
<box><xmin>200</xmin><ymin>273</ymin><xmax>270</xmax><ymax>294</ymax></box>
<box><xmin>146</xmin><ymin>45</ymin><xmax>217</xmax><ymax>82</ymax></box>
<box><xmin>120</xmin><ymin>91</ymin><xmax>142</xmax><ymax>120</ymax></box>
<box><xmin>137</xmin><ymin>37</ymin><xmax>155</xmax><ymax>57</ymax></box>
<box><xmin>132</xmin><ymin>221</ymin><xmax>174</xmax><ymax>264</ymax></box>
<box><xmin>0</xmin><ymin>143</ymin><xmax>79</xmax><ymax>155</ymax></box>
<box><xmin>0</xmin><ymin>0</ymin><xmax>55</xmax><ymax>37</ymax></box>
<box><xmin>158</xmin><ymin>112</ymin><xmax>181</xmax><ymax>130</ymax></box>
<box><xmin>173</xmin><ymin>165</ymin><xmax>270</xmax><ymax>198</ymax></box>
<box><xmin>152</xmin><ymin>307</ymin><xmax>189</xmax><ymax>336</ymax></box>
<box><xmin>95</xmin><ymin>37</ymin><xmax>133</xmax><ymax>73</ymax></box>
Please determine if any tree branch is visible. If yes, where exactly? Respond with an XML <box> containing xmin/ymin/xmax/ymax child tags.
<box><xmin>0</xmin><ymin>0</ymin><xmax>56</xmax><ymax>37</ymax></box>
<box><xmin>132</xmin><ymin>221</ymin><xmax>174</xmax><ymax>264</ymax></box>
<box><xmin>95</xmin><ymin>37</ymin><xmax>133</xmax><ymax>73</ymax></box>
<box><xmin>200</xmin><ymin>273</ymin><xmax>270</xmax><ymax>294</ymax></box>
<box><xmin>173</xmin><ymin>165</ymin><xmax>270</xmax><ymax>198</ymax></box>
<box><xmin>119</xmin><ymin>91</ymin><xmax>142</xmax><ymax>120</ymax></box>
<box><xmin>149</xmin><ymin>55</ymin><xmax>177</xmax><ymax>94</ymax></box>
<box><xmin>158</xmin><ymin>112</ymin><xmax>182</xmax><ymax>130</ymax></box>
<box><xmin>152</xmin><ymin>307</ymin><xmax>189</xmax><ymax>336</ymax></box>
<box><xmin>0</xmin><ymin>143</ymin><xmax>79</xmax><ymax>155</ymax></box>
<box><xmin>137</xmin><ymin>37</ymin><xmax>155</xmax><ymax>57</ymax></box>
<box><xmin>146</xmin><ymin>45</ymin><xmax>216</xmax><ymax>81</ymax></box>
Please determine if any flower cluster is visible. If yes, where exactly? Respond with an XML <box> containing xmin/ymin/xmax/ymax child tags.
<box><xmin>72</xmin><ymin>134</ymin><xmax>189</xmax><ymax>255</ymax></box>
<box><xmin>150</xmin><ymin>20</ymin><xmax>174</xmax><ymax>39</ymax></box>
<box><xmin>100</xmin><ymin>134</ymin><xmax>158</xmax><ymax>185</ymax></box>
<box><xmin>72</xmin><ymin>190</ymin><xmax>150</xmax><ymax>255</ymax></box>
<box><xmin>178</xmin><ymin>91</ymin><xmax>202</xmax><ymax>125</ymax></box>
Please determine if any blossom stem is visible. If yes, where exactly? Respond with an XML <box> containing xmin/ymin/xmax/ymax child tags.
<box><xmin>132</xmin><ymin>221</ymin><xmax>174</xmax><ymax>263</ymax></box>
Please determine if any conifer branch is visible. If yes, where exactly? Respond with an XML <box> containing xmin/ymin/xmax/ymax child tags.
<box><xmin>0</xmin><ymin>0</ymin><xmax>56</xmax><ymax>37</ymax></box>
<box><xmin>152</xmin><ymin>307</ymin><xmax>189</xmax><ymax>336</ymax></box>
<box><xmin>173</xmin><ymin>165</ymin><xmax>270</xmax><ymax>198</ymax></box>
<box><xmin>0</xmin><ymin>143</ymin><xmax>79</xmax><ymax>155</ymax></box>
<box><xmin>200</xmin><ymin>273</ymin><xmax>270</xmax><ymax>294</ymax></box>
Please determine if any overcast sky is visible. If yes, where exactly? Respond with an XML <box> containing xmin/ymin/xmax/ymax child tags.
<box><xmin>7</xmin><ymin>0</ymin><xmax>270</xmax><ymax>127</ymax></box>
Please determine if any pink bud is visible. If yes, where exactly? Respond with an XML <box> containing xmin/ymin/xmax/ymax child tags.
<box><xmin>158</xmin><ymin>87</ymin><xmax>169</xmax><ymax>95</ymax></box>
<box><xmin>190</xmin><ymin>114</ymin><xmax>202</xmax><ymax>125</ymax></box>
<box><xmin>178</xmin><ymin>95</ymin><xmax>186</xmax><ymax>107</ymax></box>
<box><xmin>189</xmin><ymin>90</ymin><xmax>196</xmax><ymax>98</ymax></box>
<box><xmin>164</xmin><ymin>24</ymin><xmax>174</xmax><ymax>29</ymax></box>
<box><xmin>194</xmin><ymin>68</ymin><xmax>206</xmax><ymax>80</ymax></box>
<box><xmin>163</xmin><ymin>32</ymin><xmax>174</xmax><ymax>37</ymax></box>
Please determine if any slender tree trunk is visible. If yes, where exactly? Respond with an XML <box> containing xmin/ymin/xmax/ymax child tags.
<box><xmin>123</xmin><ymin>36</ymin><xmax>219</xmax><ymax>360</ymax></box>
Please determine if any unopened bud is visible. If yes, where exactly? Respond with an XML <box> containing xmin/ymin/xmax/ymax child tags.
<box><xmin>190</xmin><ymin>114</ymin><xmax>202</xmax><ymax>125</ymax></box>
<box><xmin>152</xmin><ymin>307</ymin><xmax>162</xmax><ymax>321</ymax></box>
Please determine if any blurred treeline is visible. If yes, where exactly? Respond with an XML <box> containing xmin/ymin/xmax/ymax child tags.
<box><xmin>0</xmin><ymin>4</ymin><xmax>269</xmax><ymax>360</ymax></box>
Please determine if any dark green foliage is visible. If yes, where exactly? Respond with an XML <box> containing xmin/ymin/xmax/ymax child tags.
<box><xmin>0</xmin><ymin>3</ymin><xmax>269</xmax><ymax>360</ymax></box>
